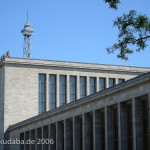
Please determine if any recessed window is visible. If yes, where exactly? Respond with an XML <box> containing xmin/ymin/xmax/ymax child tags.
<box><xmin>90</xmin><ymin>77</ymin><xmax>96</xmax><ymax>94</ymax></box>
<box><xmin>118</xmin><ymin>78</ymin><xmax>125</xmax><ymax>84</ymax></box>
<box><xmin>49</xmin><ymin>75</ymin><xmax>57</xmax><ymax>110</ymax></box>
<box><xmin>38</xmin><ymin>74</ymin><xmax>46</xmax><ymax>114</ymax></box>
<box><xmin>109</xmin><ymin>78</ymin><xmax>116</xmax><ymax>87</ymax></box>
<box><xmin>80</xmin><ymin>76</ymin><xmax>87</xmax><ymax>98</ymax></box>
<box><xmin>70</xmin><ymin>76</ymin><xmax>77</xmax><ymax>102</ymax></box>
<box><xmin>59</xmin><ymin>75</ymin><xmax>67</xmax><ymax>106</ymax></box>
<box><xmin>99</xmin><ymin>77</ymin><xmax>106</xmax><ymax>91</ymax></box>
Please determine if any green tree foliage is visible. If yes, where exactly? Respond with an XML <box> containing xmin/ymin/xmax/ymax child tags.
<box><xmin>104</xmin><ymin>0</ymin><xmax>120</xmax><ymax>10</ymax></box>
<box><xmin>104</xmin><ymin>0</ymin><xmax>150</xmax><ymax>60</ymax></box>
<box><xmin>107</xmin><ymin>10</ymin><xmax>150</xmax><ymax>60</ymax></box>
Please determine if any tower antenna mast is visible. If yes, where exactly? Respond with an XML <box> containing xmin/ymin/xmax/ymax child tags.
<box><xmin>21</xmin><ymin>12</ymin><xmax>34</xmax><ymax>58</ymax></box>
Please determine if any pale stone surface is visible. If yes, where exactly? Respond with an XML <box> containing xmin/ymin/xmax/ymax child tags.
<box><xmin>6</xmin><ymin>71</ymin><xmax>150</xmax><ymax>150</ymax></box>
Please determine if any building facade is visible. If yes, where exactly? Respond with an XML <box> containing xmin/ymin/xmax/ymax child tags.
<box><xmin>0</xmin><ymin>57</ymin><xmax>150</xmax><ymax>150</ymax></box>
<box><xmin>6</xmin><ymin>71</ymin><xmax>150</xmax><ymax>150</ymax></box>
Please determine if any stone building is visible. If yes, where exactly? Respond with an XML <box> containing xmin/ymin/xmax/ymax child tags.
<box><xmin>0</xmin><ymin>57</ymin><xmax>150</xmax><ymax>150</ymax></box>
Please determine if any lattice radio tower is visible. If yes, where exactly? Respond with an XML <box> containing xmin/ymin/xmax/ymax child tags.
<box><xmin>21</xmin><ymin>12</ymin><xmax>34</xmax><ymax>58</ymax></box>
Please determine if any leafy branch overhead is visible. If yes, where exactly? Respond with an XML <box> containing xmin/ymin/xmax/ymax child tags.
<box><xmin>107</xmin><ymin>10</ymin><xmax>150</xmax><ymax>60</ymax></box>
<box><xmin>104</xmin><ymin>0</ymin><xmax>120</xmax><ymax>10</ymax></box>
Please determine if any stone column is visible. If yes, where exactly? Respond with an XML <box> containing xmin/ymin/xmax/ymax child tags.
<box><xmin>67</xmin><ymin>75</ymin><xmax>70</xmax><ymax>104</ymax></box>
<box><xmin>87</xmin><ymin>76</ymin><xmax>90</xmax><ymax>96</ymax></box>
<box><xmin>48</xmin><ymin>125</ymin><xmax>50</xmax><ymax>150</ymax></box>
<box><xmin>135</xmin><ymin>97</ymin><xmax>144</xmax><ymax>150</ymax></box>
<box><xmin>37</xmin><ymin>127</ymin><xmax>42</xmax><ymax>150</ymax></box>
<box><xmin>117</xmin><ymin>103</ymin><xmax>121</xmax><ymax>150</ymax></box>
<box><xmin>77</xmin><ymin>76</ymin><xmax>80</xmax><ymax>100</ymax></box>
<box><xmin>93</xmin><ymin>111</ymin><xmax>95</xmax><ymax>150</ymax></box>
<box><xmin>43</xmin><ymin>126</ymin><xmax>49</xmax><ymax>150</ymax></box>
<box><xmin>35</xmin><ymin>129</ymin><xmax>37</xmax><ymax>150</ymax></box>
<box><xmin>56</xmin><ymin>75</ymin><xmax>60</xmax><ymax>107</ymax></box>
<box><xmin>148</xmin><ymin>93</ymin><xmax>150</xmax><ymax>150</ymax></box>
<box><xmin>64</xmin><ymin>120</ymin><xmax>66</xmax><ymax>150</ymax></box>
<box><xmin>132</xmin><ymin>98</ymin><xmax>136</xmax><ymax>150</ymax></box>
<box><xmin>96</xmin><ymin>77</ymin><xmax>99</xmax><ymax>92</ymax></box>
<box><xmin>56</xmin><ymin>122</ymin><xmax>58</xmax><ymax>150</ymax></box>
<box><xmin>95</xmin><ymin>110</ymin><xmax>102</xmax><ymax>150</ymax></box>
<box><xmin>104</xmin><ymin>107</ymin><xmax>107</xmax><ymax>150</ymax></box>
<box><xmin>106</xmin><ymin>77</ymin><xmax>109</xmax><ymax>88</ymax></box>
<box><xmin>66</xmin><ymin>119</ymin><xmax>73</xmax><ymax>150</ymax></box>
<box><xmin>46</xmin><ymin>73</ymin><xmax>49</xmax><ymax>111</ymax></box>
<box><xmin>73</xmin><ymin>117</ymin><xmax>75</xmax><ymax>150</ymax></box>
<box><xmin>30</xmin><ymin>129</ymin><xmax>36</xmax><ymax>150</ymax></box>
<box><xmin>84</xmin><ymin>113</ymin><xmax>93</xmax><ymax>150</ymax></box>
<box><xmin>116</xmin><ymin>78</ymin><xmax>118</xmax><ymax>85</ymax></box>
<box><xmin>57</xmin><ymin>121</ymin><xmax>64</xmax><ymax>150</ymax></box>
<box><xmin>41</xmin><ymin>127</ymin><xmax>43</xmax><ymax>150</ymax></box>
<box><xmin>107</xmin><ymin>107</ymin><xmax>114</xmax><ymax>150</ymax></box>
<box><xmin>29</xmin><ymin>131</ymin><xmax>31</xmax><ymax>150</ymax></box>
<box><xmin>82</xmin><ymin>114</ymin><xmax>85</xmax><ymax>150</ymax></box>
<box><xmin>120</xmin><ymin>102</ymin><xmax>128</xmax><ymax>150</ymax></box>
<box><xmin>19</xmin><ymin>132</ymin><xmax>25</xmax><ymax>150</ymax></box>
<box><xmin>25</xmin><ymin>131</ymin><xmax>30</xmax><ymax>150</ymax></box>
<box><xmin>50</xmin><ymin>123</ymin><xmax>56</xmax><ymax>150</ymax></box>
<box><xmin>74</xmin><ymin>116</ymin><xmax>82</xmax><ymax>150</ymax></box>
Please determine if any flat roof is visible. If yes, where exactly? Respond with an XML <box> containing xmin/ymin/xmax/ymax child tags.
<box><xmin>1</xmin><ymin>57</ymin><xmax>150</xmax><ymax>73</ymax></box>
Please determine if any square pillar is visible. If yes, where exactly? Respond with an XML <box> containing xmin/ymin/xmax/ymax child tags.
<box><xmin>25</xmin><ymin>131</ymin><xmax>30</xmax><ymax>150</ymax></box>
<box><xmin>57</xmin><ymin>121</ymin><xmax>64</xmax><ymax>150</ymax></box>
<box><xmin>37</xmin><ymin>127</ymin><xmax>42</xmax><ymax>150</ymax></box>
<box><xmin>20</xmin><ymin>132</ymin><xmax>24</xmax><ymax>150</ymax></box>
<box><xmin>56</xmin><ymin>75</ymin><xmax>60</xmax><ymax>107</ymax></box>
<box><xmin>120</xmin><ymin>102</ymin><xmax>129</xmax><ymax>150</ymax></box>
<box><xmin>65</xmin><ymin>119</ymin><xmax>73</xmax><ymax>150</ymax></box>
<box><xmin>86</xmin><ymin>77</ymin><xmax>90</xmax><ymax>96</ymax></box>
<box><xmin>66</xmin><ymin>75</ymin><xmax>70</xmax><ymax>104</ymax></box>
<box><xmin>104</xmin><ymin>107</ymin><xmax>107</xmax><ymax>150</ymax></box>
<box><xmin>132</xmin><ymin>98</ymin><xmax>136</xmax><ymax>150</ymax></box>
<box><xmin>46</xmin><ymin>73</ymin><xmax>49</xmax><ymax>111</ymax></box>
<box><xmin>95</xmin><ymin>109</ymin><xmax>105</xmax><ymax>150</ymax></box>
<box><xmin>148</xmin><ymin>93</ymin><xmax>150</xmax><ymax>150</ymax></box>
<box><xmin>107</xmin><ymin>105</ymin><xmax>118</xmax><ymax>150</ymax></box>
<box><xmin>96</xmin><ymin>77</ymin><xmax>99</xmax><ymax>92</ymax></box>
<box><xmin>43</xmin><ymin>126</ymin><xmax>49</xmax><ymax>150</ymax></box>
<box><xmin>117</xmin><ymin>103</ymin><xmax>121</xmax><ymax>150</ymax></box>
<box><xmin>35</xmin><ymin>129</ymin><xmax>37</xmax><ymax>150</ymax></box>
<box><xmin>84</xmin><ymin>112</ymin><xmax>93</xmax><ymax>150</ymax></box>
<box><xmin>74</xmin><ymin>115</ymin><xmax>82</xmax><ymax>150</ymax></box>
<box><xmin>93</xmin><ymin>111</ymin><xmax>95</xmax><ymax>150</ymax></box>
<box><xmin>31</xmin><ymin>129</ymin><xmax>35</xmax><ymax>150</ymax></box>
<box><xmin>50</xmin><ymin>123</ymin><xmax>56</xmax><ymax>150</ymax></box>
<box><xmin>64</xmin><ymin>120</ymin><xmax>66</xmax><ymax>150</ymax></box>
<box><xmin>77</xmin><ymin>76</ymin><xmax>80</xmax><ymax>100</ymax></box>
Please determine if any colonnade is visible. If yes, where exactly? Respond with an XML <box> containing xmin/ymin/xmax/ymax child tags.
<box><xmin>20</xmin><ymin>95</ymin><xmax>150</xmax><ymax>150</ymax></box>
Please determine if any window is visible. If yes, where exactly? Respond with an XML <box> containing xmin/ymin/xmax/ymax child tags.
<box><xmin>80</xmin><ymin>76</ymin><xmax>86</xmax><ymax>98</ymax></box>
<box><xmin>109</xmin><ymin>78</ymin><xmax>116</xmax><ymax>87</ymax></box>
<box><xmin>99</xmin><ymin>77</ymin><xmax>106</xmax><ymax>91</ymax></box>
<box><xmin>118</xmin><ymin>78</ymin><xmax>125</xmax><ymax>84</ymax></box>
<box><xmin>60</xmin><ymin>75</ymin><xmax>66</xmax><ymax>106</ymax></box>
<box><xmin>90</xmin><ymin>77</ymin><xmax>96</xmax><ymax>94</ymax></box>
<box><xmin>39</xmin><ymin>74</ymin><xmax>46</xmax><ymax>114</ymax></box>
<box><xmin>49</xmin><ymin>75</ymin><xmax>56</xmax><ymax>110</ymax></box>
<box><xmin>70</xmin><ymin>76</ymin><xmax>77</xmax><ymax>102</ymax></box>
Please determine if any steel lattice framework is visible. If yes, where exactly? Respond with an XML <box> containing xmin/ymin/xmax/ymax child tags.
<box><xmin>21</xmin><ymin>15</ymin><xmax>34</xmax><ymax>58</ymax></box>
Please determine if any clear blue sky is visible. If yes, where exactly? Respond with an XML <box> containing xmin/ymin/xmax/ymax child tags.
<box><xmin>0</xmin><ymin>0</ymin><xmax>150</xmax><ymax>67</ymax></box>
